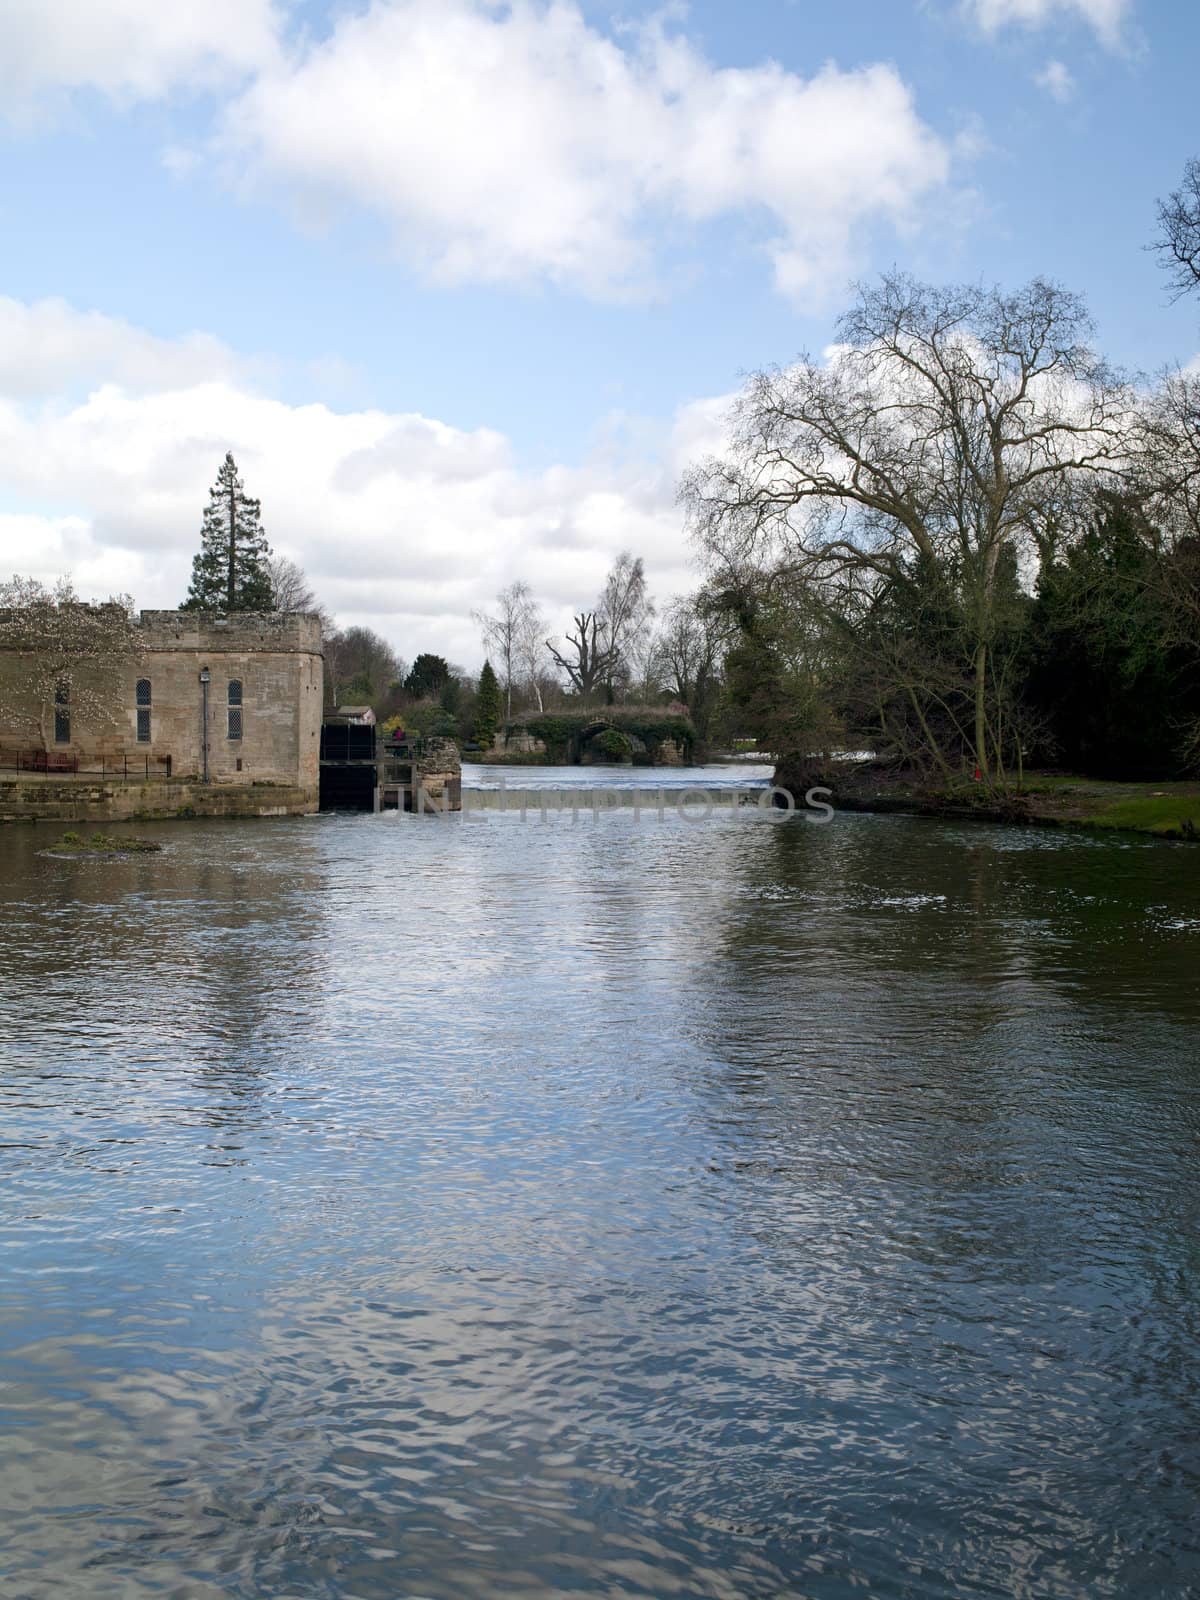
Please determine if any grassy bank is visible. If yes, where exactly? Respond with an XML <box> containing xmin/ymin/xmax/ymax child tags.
<box><xmin>1025</xmin><ymin>776</ymin><xmax>1199</xmax><ymax>838</ymax></box>
<box><xmin>777</xmin><ymin>762</ymin><xmax>1200</xmax><ymax>841</ymax></box>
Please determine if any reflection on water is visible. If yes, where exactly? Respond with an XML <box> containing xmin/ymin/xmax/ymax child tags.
<box><xmin>1</xmin><ymin>794</ymin><xmax>1198</xmax><ymax>1598</ymax></box>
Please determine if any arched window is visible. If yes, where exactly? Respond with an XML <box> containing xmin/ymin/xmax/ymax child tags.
<box><xmin>53</xmin><ymin>681</ymin><xmax>70</xmax><ymax>744</ymax></box>
<box><xmin>227</xmin><ymin>679</ymin><xmax>243</xmax><ymax>741</ymax></box>
<box><xmin>135</xmin><ymin>678</ymin><xmax>152</xmax><ymax>743</ymax></box>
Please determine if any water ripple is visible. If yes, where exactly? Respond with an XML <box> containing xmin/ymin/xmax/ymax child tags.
<box><xmin>1</xmin><ymin>806</ymin><xmax>1198</xmax><ymax>1597</ymax></box>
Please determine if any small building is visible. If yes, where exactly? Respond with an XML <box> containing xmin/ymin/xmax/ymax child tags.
<box><xmin>0</xmin><ymin>610</ymin><xmax>325</xmax><ymax>813</ymax></box>
<box><xmin>332</xmin><ymin>704</ymin><xmax>376</xmax><ymax>725</ymax></box>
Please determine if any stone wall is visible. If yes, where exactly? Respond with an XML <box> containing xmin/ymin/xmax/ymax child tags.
<box><xmin>413</xmin><ymin>736</ymin><xmax>463</xmax><ymax>810</ymax></box>
<box><xmin>492</xmin><ymin>721</ymin><xmax>692</xmax><ymax>766</ymax></box>
<box><xmin>0</xmin><ymin>775</ymin><xmax>317</xmax><ymax>824</ymax></box>
<box><xmin>493</xmin><ymin>730</ymin><xmax>547</xmax><ymax>756</ymax></box>
<box><xmin>0</xmin><ymin>610</ymin><xmax>323</xmax><ymax>797</ymax></box>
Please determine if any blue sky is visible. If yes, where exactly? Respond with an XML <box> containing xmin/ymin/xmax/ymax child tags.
<box><xmin>0</xmin><ymin>0</ymin><xmax>1196</xmax><ymax>664</ymax></box>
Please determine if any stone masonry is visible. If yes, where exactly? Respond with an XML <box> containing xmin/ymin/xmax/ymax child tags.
<box><xmin>0</xmin><ymin>611</ymin><xmax>324</xmax><ymax>816</ymax></box>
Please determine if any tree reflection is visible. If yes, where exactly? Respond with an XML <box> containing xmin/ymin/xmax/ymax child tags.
<box><xmin>0</xmin><ymin>821</ymin><xmax>330</xmax><ymax>1134</ymax></box>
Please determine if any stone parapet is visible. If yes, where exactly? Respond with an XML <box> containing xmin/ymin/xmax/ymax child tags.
<box><xmin>138</xmin><ymin>611</ymin><xmax>323</xmax><ymax>655</ymax></box>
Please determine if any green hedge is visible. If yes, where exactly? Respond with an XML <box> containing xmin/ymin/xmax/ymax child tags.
<box><xmin>522</xmin><ymin>709</ymin><xmax>694</xmax><ymax>755</ymax></box>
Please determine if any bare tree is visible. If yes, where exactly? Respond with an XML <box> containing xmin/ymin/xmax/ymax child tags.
<box><xmin>512</xmin><ymin>589</ymin><xmax>550</xmax><ymax>712</ymax></box>
<box><xmin>547</xmin><ymin>552</ymin><xmax>654</xmax><ymax>701</ymax></box>
<box><xmin>0</xmin><ymin>575</ymin><xmax>143</xmax><ymax>749</ymax></box>
<box><xmin>597</xmin><ymin>552</ymin><xmax>654</xmax><ymax>697</ymax></box>
<box><xmin>324</xmin><ymin>626</ymin><xmax>402</xmax><ymax>707</ymax></box>
<box><xmin>1138</xmin><ymin>370</ymin><xmax>1200</xmax><ymax>546</ymax></box>
<box><xmin>546</xmin><ymin>611</ymin><xmax>620</xmax><ymax>698</ymax></box>
<box><xmin>473</xmin><ymin>581</ymin><xmax>544</xmax><ymax>720</ymax></box>
<box><xmin>654</xmin><ymin>593</ymin><xmax>727</xmax><ymax>714</ymax></box>
<box><xmin>681</xmin><ymin>274</ymin><xmax>1132</xmax><ymax>781</ymax></box>
<box><xmin>268</xmin><ymin>555</ymin><xmax>316</xmax><ymax>611</ymax></box>
<box><xmin>267</xmin><ymin>554</ymin><xmax>336</xmax><ymax>638</ymax></box>
<box><xmin>1153</xmin><ymin>158</ymin><xmax>1200</xmax><ymax>302</ymax></box>
<box><xmin>624</xmin><ymin>621</ymin><xmax>666</xmax><ymax>704</ymax></box>
<box><xmin>1134</xmin><ymin>369</ymin><xmax>1200</xmax><ymax>639</ymax></box>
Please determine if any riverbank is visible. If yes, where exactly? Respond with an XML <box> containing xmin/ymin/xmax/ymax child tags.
<box><xmin>775</xmin><ymin>760</ymin><xmax>1200</xmax><ymax>841</ymax></box>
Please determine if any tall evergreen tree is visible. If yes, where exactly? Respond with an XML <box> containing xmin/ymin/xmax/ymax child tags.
<box><xmin>404</xmin><ymin>652</ymin><xmax>451</xmax><ymax>699</ymax></box>
<box><xmin>183</xmin><ymin>452</ymin><xmax>273</xmax><ymax>611</ymax></box>
<box><xmin>1025</xmin><ymin>494</ymin><xmax>1200</xmax><ymax>776</ymax></box>
<box><xmin>473</xmin><ymin>659</ymin><xmax>501</xmax><ymax>749</ymax></box>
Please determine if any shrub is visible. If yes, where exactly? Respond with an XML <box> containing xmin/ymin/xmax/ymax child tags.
<box><xmin>593</xmin><ymin>727</ymin><xmax>634</xmax><ymax>760</ymax></box>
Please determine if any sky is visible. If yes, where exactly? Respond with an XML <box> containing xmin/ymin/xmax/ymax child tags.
<box><xmin>0</xmin><ymin>0</ymin><xmax>1197</xmax><ymax>669</ymax></box>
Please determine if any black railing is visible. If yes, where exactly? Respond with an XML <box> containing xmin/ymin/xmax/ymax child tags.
<box><xmin>387</xmin><ymin>737</ymin><xmax>423</xmax><ymax>759</ymax></box>
<box><xmin>5</xmin><ymin>752</ymin><xmax>175</xmax><ymax>780</ymax></box>
<box><xmin>319</xmin><ymin>724</ymin><xmax>424</xmax><ymax>762</ymax></box>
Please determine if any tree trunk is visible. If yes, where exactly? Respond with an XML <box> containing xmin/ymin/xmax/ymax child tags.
<box><xmin>906</xmin><ymin>684</ymin><xmax>953</xmax><ymax>781</ymax></box>
<box><xmin>227</xmin><ymin>479</ymin><xmax>236</xmax><ymax>609</ymax></box>
<box><xmin>974</xmin><ymin>640</ymin><xmax>989</xmax><ymax>783</ymax></box>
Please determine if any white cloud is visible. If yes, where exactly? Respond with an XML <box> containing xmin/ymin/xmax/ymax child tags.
<box><xmin>0</xmin><ymin>0</ymin><xmax>280</xmax><ymax>118</ymax></box>
<box><xmin>962</xmin><ymin>0</ymin><xmax>1130</xmax><ymax>46</ymax></box>
<box><xmin>0</xmin><ymin>0</ymin><xmax>960</xmax><ymax>304</ymax></box>
<box><xmin>0</xmin><ymin>297</ymin><xmax>710</xmax><ymax>666</ymax></box>
<box><xmin>0</xmin><ymin>297</ymin><xmax>243</xmax><ymax>400</ymax></box>
<box><xmin>1033</xmin><ymin>59</ymin><xmax>1076</xmax><ymax>99</ymax></box>
<box><xmin>219</xmin><ymin>0</ymin><xmax>954</xmax><ymax>302</ymax></box>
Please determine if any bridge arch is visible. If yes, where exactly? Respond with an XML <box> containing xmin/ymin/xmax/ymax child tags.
<box><xmin>499</xmin><ymin>708</ymin><xmax>695</xmax><ymax>765</ymax></box>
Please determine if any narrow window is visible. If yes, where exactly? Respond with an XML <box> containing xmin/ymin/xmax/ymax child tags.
<box><xmin>54</xmin><ymin>681</ymin><xmax>70</xmax><ymax>744</ymax></box>
<box><xmin>228</xmin><ymin>679</ymin><xmax>243</xmax><ymax>741</ymax></box>
<box><xmin>135</xmin><ymin>678</ymin><xmax>151</xmax><ymax>743</ymax></box>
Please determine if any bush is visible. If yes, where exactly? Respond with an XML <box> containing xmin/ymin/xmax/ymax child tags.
<box><xmin>593</xmin><ymin>727</ymin><xmax>634</xmax><ymax>760</ymax></box>
<box><xmin>403</xmin><ymin>700</ymin><xmax>459</xmax><ymax>742</ymax></box>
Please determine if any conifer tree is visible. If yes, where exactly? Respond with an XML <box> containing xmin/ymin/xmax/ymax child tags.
<box><xmin>183</xmin><ymin>452</ymin><xmax>273</xmax><ymax>611</ymax></box>
<box><xmin>404</xmin><ymin>652</ymin><xmax>451</xmax><ymax>699</ymax></box>
<box><xmin>473</xmin><ymin>659</ymin><xmax>501</xmax><ymax>749</ymax></box>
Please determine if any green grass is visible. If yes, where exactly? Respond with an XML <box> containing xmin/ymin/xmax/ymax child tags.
<box><xmin>1084</xmin><ymin>794</ymin><xmax>1199</xmax><ymax>838</ymax></box>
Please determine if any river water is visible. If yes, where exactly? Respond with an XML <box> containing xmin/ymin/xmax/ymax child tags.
<box><xmin>2</xmin><ymin>770</ymin><xmax>1198</xmax><ymax>1598</ymax></box>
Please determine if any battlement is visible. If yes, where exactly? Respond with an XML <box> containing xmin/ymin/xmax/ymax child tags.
<box><xmin>138</xmin><ymin>610</ymin><xmax>324</xmax><ymax>655</ymax></box>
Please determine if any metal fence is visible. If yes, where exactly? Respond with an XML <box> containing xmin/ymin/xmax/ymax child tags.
<box><xmin>4</xmin><ymin>752</ymin><xmax>175</xmax><ymax>780</ymax></box>
<box><xmin>319</xmin><ymin>724</ymin><xmax>425</xmax><ymax>762</ymax></box>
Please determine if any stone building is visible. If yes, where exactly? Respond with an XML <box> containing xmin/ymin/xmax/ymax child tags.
<box><xmin>0</xmin><ymin>611</ymin><xmax>325</xmax><ymax>819</ymax></box>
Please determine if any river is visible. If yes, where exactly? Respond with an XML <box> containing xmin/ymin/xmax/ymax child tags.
<box><xmin>1</xmin><ymin>770</ymin><xmax>1198</xmax><ymax>1598</ymax></box>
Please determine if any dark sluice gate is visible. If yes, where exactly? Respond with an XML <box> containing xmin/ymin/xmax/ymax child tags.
<box><xmin>320</xmin><ymin>724</ymin><xmax>377</xmax><ymax>761</ymax></box>
<box><xmin>319</xmin><ymin>764</ymin><xmax>376</xmax><ymax>811</ymax></box>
